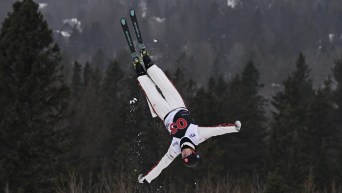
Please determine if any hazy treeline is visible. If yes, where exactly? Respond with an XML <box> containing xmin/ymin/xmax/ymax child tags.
<box><xmin>1</xmin><ymin>0</ymin><xmax>342</xmax><ymax>193</ymax></box>
<box><xmin>2</xmin><ymin>0</ymin><xmax>342</xmax><ymax>92</ymax></box>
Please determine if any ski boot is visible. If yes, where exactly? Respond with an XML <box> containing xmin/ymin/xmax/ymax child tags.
<box><xmin>133</xmin><ymin>56</ymin><xmax>146</xmax><ymax>77</ymax></box>
<box><xmin>141</xmin><ymin>49</ymin><xmax>154</xmax><ymax>70</ymax></box>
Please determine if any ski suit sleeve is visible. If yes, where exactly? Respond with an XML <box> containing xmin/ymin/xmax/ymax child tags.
<box><xmin>143</xmin><ymin>145</ymin><xmax>179</xmax><ymax>183</ymax></box>
<box><xmin>197</xmin><ymin>121</ymin><xmax>241</xmax><ymax>144</ymax></box>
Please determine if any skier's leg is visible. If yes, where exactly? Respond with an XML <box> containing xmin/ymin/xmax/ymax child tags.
<box><xmin>142</xmin><ymin>55</ymin><xmax>186</xmax><ymax>110</ymax></box>
<box><xmin>137</xmin><ymin>75</ymin><xmax>173</xmax><ymax>120</ymax></box>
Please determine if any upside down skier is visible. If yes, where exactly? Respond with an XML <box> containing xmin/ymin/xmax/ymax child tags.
<box><xmin>134</xmin><ymin>52</ymin><xmax>241</xmax><ymax>184</ymax></box>
<box><xmin>120</xmin><ymin>10</ymin><xmax>241</xmax><ymax>184</ymax></box>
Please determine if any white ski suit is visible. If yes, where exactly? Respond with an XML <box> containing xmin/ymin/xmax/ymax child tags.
<box><xmin>137</xmin><ymin>64</ymin><xmax>241</xmax><ymax>183</ymax></box>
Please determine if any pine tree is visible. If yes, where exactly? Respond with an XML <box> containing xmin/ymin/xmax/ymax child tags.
<box><xmin>190</xmin><ymin>77</ymin><xmax>231</xmax><ymax>177</ymax></box>
<box><xmin>67</xmin><ymin>63</ymin><xmax>105</xmax><ymax>173</ymax></box>
<box><xmin>191</xmin><ymin>86</ymin><xmax>220</xmax><ymax>125</ymax></box>
<box><xmin>170</xmin><ymin>67</ymin><xmax>198</xmax><ymax>107</ymax></box>
<box><xmin>76</xmin><ymin>65</ymin><xmax>103</xmax><ymax>171</ymax></box>
<box><xmin>71</xmin><ymin>61</ymin><xmax>82</xmax><ymax>99</ymax></box>
<box><xmin>234</xmin><ymin>61</ymin><xmax>267</xmax><ymax>175</ymax></box>
<box><xmin>92</xmin><ymin>49</ymin><xmax>106</xmax><ymax>71</ymax></box>
<box><xmin>83</xmin><ymin>62</ymin><xmax>92</xmax><ymax>87</ymax></box>
<box><xmin>305</xmin><ymin>77</ymin><xmax>339</xmax><ymax>189</ymax></box>
<box><xmin>0</xmin><ymin>0</ymin><xmax>69</xmax><ymax>192</ymax></box>
<box><xmin>269</xmin><ymin>53</ymin><xmax>314</xmax><ymax>190</ymax></box>
<box><xmin>332</xmin><ymin>59</ymin><xmax>342</xmax><ymax>181</ymax></box>
<box><xmin>213</xmin><ymin>61</ymin><xmax>267</xmax><ymax>176</ymax></box>
<box><xmin>334</xmin><ymin>59</ymin><xmax>342</xmax><ymax>120</ymax></box>
<box><xmin>100</xmin><ymin>61</ymin><xmax>126</xmax><ymax>162</ymax></box>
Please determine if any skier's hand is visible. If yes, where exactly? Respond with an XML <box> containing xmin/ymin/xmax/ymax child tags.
<box><xmin>235</xmin><ymin>120</ymin><xmax>241</xmax><ymax>131</ymax></box>
<box><xmin>138</xmin><ymin>174</ymin><xmax>148</xmax><ymax>184</ymax></box>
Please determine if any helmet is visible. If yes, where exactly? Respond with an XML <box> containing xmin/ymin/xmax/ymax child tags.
<box><xmin>182</xmin><ymin>152</ymin><xmax>200</xmax><ymax>168</ymax></box>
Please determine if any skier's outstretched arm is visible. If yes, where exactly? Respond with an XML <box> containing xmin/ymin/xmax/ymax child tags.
<box><xmin>197</xmin><ymin>121</ymin><xmax>241</xmax><ymax>144</ymax></box>
<box><xmin>138</xmin><ymin>146</ymin><xmax>180</xmax><ymax>183</ymax></box>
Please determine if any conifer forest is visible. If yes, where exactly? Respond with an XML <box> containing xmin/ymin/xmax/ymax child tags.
<box><xmin>1</xmin><ymin>0</ymin><xmax>342</xmax><ymax>192</ymax></box>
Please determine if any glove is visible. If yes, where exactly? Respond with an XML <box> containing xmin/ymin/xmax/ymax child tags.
<box><xmin>138</xmin><ymin>174</ymin><xmax>148</xmax><ymax>184</ymax></box>
<box><xmin>235</xmin><ymin>120</ymin><xmax>241</xmax><ymax>131</ymax></box>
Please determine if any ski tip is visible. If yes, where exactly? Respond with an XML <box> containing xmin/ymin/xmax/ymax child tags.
<box><xmin>120</xmin><ymin>18</ymin><xmax>126</xmax><ymax>25</ymax></box>
<box><xmin>130</xmin><ymin>9</ymin><xmax>136</xmax><ymax>17</ymax></box>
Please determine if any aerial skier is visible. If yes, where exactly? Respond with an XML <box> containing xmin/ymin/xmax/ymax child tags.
<box><xmin>121</xmin><ymin>10</ymin><xmax>241</xmax><ymax>184</ymax></box>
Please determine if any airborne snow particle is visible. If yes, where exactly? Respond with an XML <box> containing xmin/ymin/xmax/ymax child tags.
<box><xmin>329</xmin><ymin>33</ymin><xmax>335</xmax><ymax>42</ymax></box>
<box><xmin>140</xmin><ymin>1</ymin><xmax>147</xmax><ymax>18</ymax></box>
<box><xmin>154</xmin><ymin>17</ymin><xmax>166</xmax><ymax>23</ymax></box>
<box><xmin>39</xmin><ymin>3</ymin><xmax>48</xmax><ymax>9</ymax></box>
<box><xmin>63</xmin><ymin>18</ymin><xmax>82</xmax><ymax>32</ymax></box>
<box><xmin>56</xmin><ymin>30</ymin><xmax>71</xmax><ymax>38</ymax></box>
<box><xmin>130</xmin><ymin>98</ymin><xmax>138</xmax><ymax>104</ymax></box>
<box><xmin>227</xmin><ymin>0</ymin><xmax>238</xmax><ymax>8</ymax></box>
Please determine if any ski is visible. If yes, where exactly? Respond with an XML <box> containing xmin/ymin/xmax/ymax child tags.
<box><xmin>120</xmin><ymin>18</ymin><xmax>140</xmax><ymax>64</ymax></box>
<box><xmin>120</xmin><ymin>13</ymin><xmax>158</xmax><ymax>118</ymax></box>
<box><xmin>129</xmin><ymin>9</ymin><xmax>147</xmax><ymax>56</ymax></box>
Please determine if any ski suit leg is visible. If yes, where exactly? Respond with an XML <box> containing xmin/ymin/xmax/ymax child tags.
<box><xmin>146</xmin><ymin>65</ymin><xmax>186</xmax><ymax>110</ymax></box>
<box><xmin>137</xmin><ymin>75</ymin><xmax>173</xmax><ymax>119</ymax></box>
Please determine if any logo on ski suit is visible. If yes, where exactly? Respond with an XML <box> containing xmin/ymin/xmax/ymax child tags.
<box><xmin>169</xmin><ymin>110</ymin><xmax>195</xmax><ymax>138</ymax></box>
<box><xmin>170</xmin><ymin>118</ymin><xmax>188</xmax><ymax>135</ymax></box>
